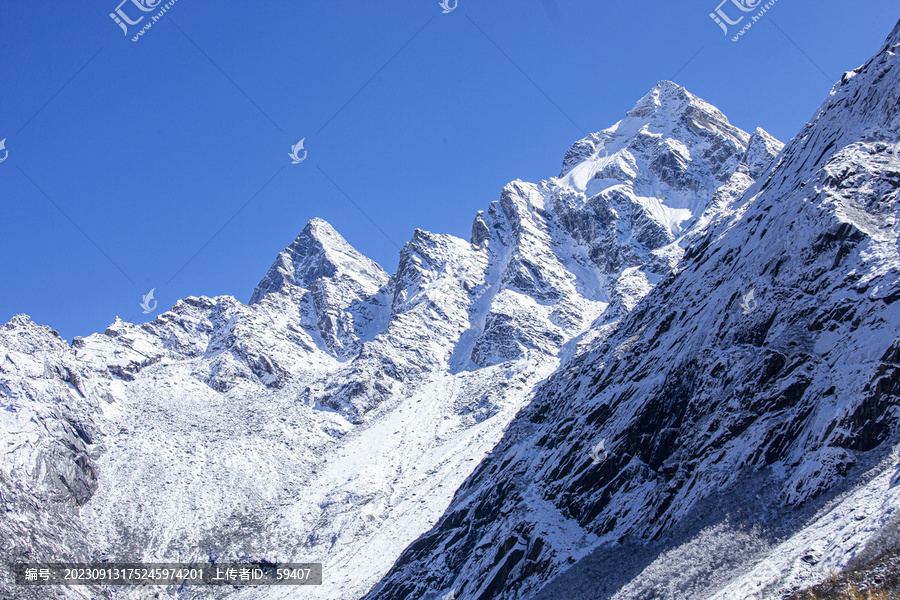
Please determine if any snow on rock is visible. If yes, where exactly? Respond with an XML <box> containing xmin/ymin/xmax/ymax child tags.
<box><xmin>0</xmin><ymin>316</ymin><xmax>108</xmax><ymax>600</ymax></box>
<box><xmin>250</xmin><ymin>217</ymin><xmax>391</xmax><ymax>360</ymax></box>
<box><xmin>0</xmin><ymin>76</ymin><xmax>781</xmax><ymax>600</ymax></box>
<box><xmin>364</xmin><ymin>19</ymin><xmax>900</xmax><ymax>600</ymax></box>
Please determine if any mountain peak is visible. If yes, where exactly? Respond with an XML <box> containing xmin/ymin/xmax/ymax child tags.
<box><xmin>626</xmin><ymin>80</ymin><xmax>690</xmax><ymax>118</ymax></box>
<box><xmin>560</xmin><ymin>82</ymin><xmax>753</xmax><ymax>179</ymax></box>
<box><xmin>627</xmin><ymin>80</ymin><xmax>728</xmax><ymax>126</ymax></box>
<box><xmin>304</xmin><ymin>216</ymin><xmax>335</xmax><ymax>237</ymax></box>
<box><xmin>249</xmin><ymin>218</ymin><xmax>388</xmax><ymax>304</ymax></box>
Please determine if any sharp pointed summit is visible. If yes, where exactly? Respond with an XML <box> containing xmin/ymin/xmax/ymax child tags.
<box><xmin>250</xmin><ymin>218</ymin><xmax>389</xmax><ymax>304</ymax></box>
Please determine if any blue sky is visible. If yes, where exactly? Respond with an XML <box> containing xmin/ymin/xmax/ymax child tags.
<box><xmin>1</xmin><ymin>1</ymin><xmax>897</xmax><ymax>340</ymax></box>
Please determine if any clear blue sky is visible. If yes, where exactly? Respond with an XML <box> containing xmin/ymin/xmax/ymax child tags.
<box><xmin>1</xmin><ymin>1</ymin><xmax>897</xmax><ymax>340</ymax></box>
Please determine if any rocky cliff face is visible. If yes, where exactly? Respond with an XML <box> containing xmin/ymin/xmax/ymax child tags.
<box><xmin>310</xmin><ymin>81</ymin><xmax>781</xmax><ymax>424</ymax></box>
<box><xmin>0</xmin><ymin>317</ymin><xmax>108</xmax><ymax>600</ymax></box>
<box><xmin>363</xmin><ymin>20</ymin><xmax>900</xmax><ymax>600</ymax></box>
<box><xmin>0</xmin><ymin>76</ymin><xmax>783</xmax><ymax>600</ymax></box>
<box><xmin>250</xmin><ymin>217</ymin><xmax>391</xmax><ymax>360</ymax></box>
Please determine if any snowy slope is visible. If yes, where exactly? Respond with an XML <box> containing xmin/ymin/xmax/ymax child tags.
<box><xmin>364</xmin><ymin>19</ymin><xmax>900</xmax><ymax>600</ymax></box>
<box><xmin>0</xmin><ymin>81</ymin><xmax>780</xmax><ymax>599</ymax></box>
<box><xmin>0</xmin><ymin>317</ymin><xmax>105</xmax><ymax>600</ymax></box>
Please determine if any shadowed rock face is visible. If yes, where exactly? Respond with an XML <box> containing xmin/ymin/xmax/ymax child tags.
<box><xmin>363</xmin><ymin>20</ymin><xmax>900</xmax><ymax>600</ymax></box>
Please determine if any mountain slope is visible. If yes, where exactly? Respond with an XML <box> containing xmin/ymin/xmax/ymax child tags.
<box><xmin>363</xmin><ymin>19</ymin><xmax>900</xmax><ymax>600</ymax></box>
<box><xmin>0</xmin><ymin>317</ymin><xmax>107</xmax><ymax>600</ymax></box>
<box><xmin>0</xmin><ymin>84</ymin><xmax>780</xmax><ymax>600</ymax></box>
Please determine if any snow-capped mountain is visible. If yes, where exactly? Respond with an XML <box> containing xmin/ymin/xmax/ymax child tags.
<box><xmin>364</xmin><ymin>20</ymin><xmax>900</xmax><ymax>600</ymax></box>
<box><xmin>0</xmin><ymin>49</ymin><xmax>787</xmax><ymax>600</ymax></box>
